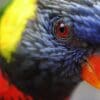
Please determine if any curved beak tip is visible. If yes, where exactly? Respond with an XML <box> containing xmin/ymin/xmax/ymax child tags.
<box><xmin>82</xmin><ymin>55</ymin><xmax>100</xmax><ymax>89</ymax></box>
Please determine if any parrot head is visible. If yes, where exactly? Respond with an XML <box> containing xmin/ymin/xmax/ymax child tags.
<box><xmin>0</xmin><ymin>0</ymin><xmax>100</xmax><ymax>99</ymax></box>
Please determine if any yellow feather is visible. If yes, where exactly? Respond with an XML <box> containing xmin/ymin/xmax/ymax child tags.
<box><xmin>0</xmin><ymin>0</ymin><xmax>37</xmax><ymax>62</ymax></box>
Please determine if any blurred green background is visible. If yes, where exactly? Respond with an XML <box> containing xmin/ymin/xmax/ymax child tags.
<box><xmin>0</xmin><ymin>0</ymin><xmax>9</xmax><ymax>10</ymax></box>
<box><xmin>0</xmin><ymin>0</ymin><xmax>12</xmax><ymax>17</ymax></box>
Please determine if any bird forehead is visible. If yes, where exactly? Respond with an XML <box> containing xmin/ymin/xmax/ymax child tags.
<box><xmin>38</xmin><ymin>0</ymin><xmax>100</xmax><ymax>17</ymax></box>
<box><xmin>38</xmin><ymin>0</ymin><xmax>96</xmax><ymax>7</ymax></box>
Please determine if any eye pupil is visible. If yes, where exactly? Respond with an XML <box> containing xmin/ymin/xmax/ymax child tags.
<box><xmin>54</xmin><ymin>20</ymin><xmax>69</xmax><ymax>39</ymax></box>
<box><xmin>59</xmin><ymin>23</ymin><xmax>65</xmax><ymax>33</ymax></box>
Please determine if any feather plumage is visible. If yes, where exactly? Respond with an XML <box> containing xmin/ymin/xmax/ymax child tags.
<box><xmin>0</xmin><ymin>0</ymin><xmax>100</xmax><ymax>100</ymax></box>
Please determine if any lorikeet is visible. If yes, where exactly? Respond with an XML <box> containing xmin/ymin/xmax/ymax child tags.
<box><xmin>0</xmin><ymin>0</ymin><xmax>100</xmax><ymax>100</ymax></box>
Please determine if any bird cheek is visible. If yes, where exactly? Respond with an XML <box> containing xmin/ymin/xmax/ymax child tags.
<box><xmin>81</xmin><ymin>55</ymin><xmax>100</xmax><ymax>89</ymax></box>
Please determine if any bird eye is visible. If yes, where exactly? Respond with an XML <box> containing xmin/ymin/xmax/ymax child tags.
<box><xmin>54</xmin><ymin>20</ymin><xmax>69</xmax><ymax>40</ymax></box>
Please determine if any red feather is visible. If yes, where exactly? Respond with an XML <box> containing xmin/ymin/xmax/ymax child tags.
<box><xmin>0</xmin><ymin>69</ymin><xmax>33</xmax><ymax>100</ymax></box>
<box><xmin>0</xmin><ymin>68</ymin><xmax>69</xmax><ymax>100</ymax></box>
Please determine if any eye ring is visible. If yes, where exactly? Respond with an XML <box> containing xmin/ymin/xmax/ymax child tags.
<box><xmin>54</xmin><ymin>19</ymin><xmax>69</xmax><ymax>40</ymax></box>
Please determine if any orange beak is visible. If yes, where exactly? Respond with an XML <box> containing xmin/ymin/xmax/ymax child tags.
<box><xmin>82</xmin><ymin>55</ymin><xmax>100</xmax><ymax>89</ymax></box>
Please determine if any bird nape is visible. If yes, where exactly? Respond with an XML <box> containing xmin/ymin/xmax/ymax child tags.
<box><xmin>0</xmin><ymin>0</ymin><xmax>100</xmax><ymax>100</ymax></box>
